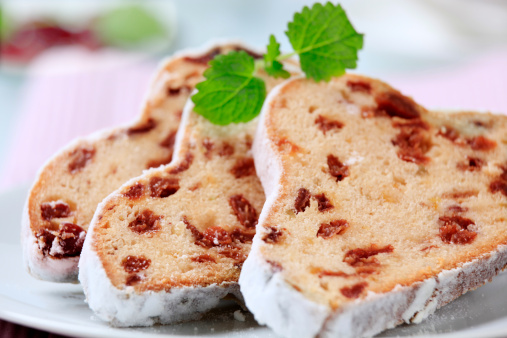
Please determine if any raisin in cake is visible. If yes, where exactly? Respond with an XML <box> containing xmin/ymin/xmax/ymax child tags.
<box><xmin>22</xmin><ymin>42</ymin><xmax>264</xmax><ymax>283</ymax></box>
<box><xmin>239</xmin><ymin>75</ymin><xmax>507</xmax><ymax>338</ymax></box>
<box><xmin>77</xmin><ymin>67</ymin><xmax>299</xmax><ymax>326</ymax></box>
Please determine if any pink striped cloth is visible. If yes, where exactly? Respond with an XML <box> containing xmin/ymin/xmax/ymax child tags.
<box><xmin>1</xmin><ymin>48</ymin><xmax>506</xmax><ymax>191</ymax></box>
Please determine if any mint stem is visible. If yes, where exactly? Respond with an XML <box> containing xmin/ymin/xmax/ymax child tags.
<box><xmin>254</xmin><ymin>50</ymin><xmax>295</xmax><ymax>73</ymax></box>
<box><xmin>254</xmin><ymin>59</ymin><xmax>265</xmax><ymax>72</ymax></box>
<box><xmin>276</xmin><ymin>51</ymin><xmax>297</xmax><ymax>61</ymax></box>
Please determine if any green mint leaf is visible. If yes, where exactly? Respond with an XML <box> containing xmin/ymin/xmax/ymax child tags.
<box><xmin>192</xmin><ymin>51</ymin><xmax>266</xmax><ymax>125</ymax></box>
<box><xmin>264</xmin><ymin>35</ymin><xmax>290</xmax><ymax>79</ymax></box>
<box><xmin>286</xmin><ymin>2</ymin><xmax>363</xmax><ymax>82</ymax></box>
<box><xmin>0</xmin><ymin>7</ymin><xmax>14</xmax><ymax>40</ymax></box>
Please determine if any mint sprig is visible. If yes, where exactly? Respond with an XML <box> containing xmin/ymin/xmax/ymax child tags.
<box><xmin>192</xmin><ymin>2</ymin><xmax>363</xmax><ymax>125</ymax></box>
<box><xmin>264</xmin><ymin>35</ymin><xmax>291</xmax><ymax>79</ymax></box>
<box><xmin>192</xmin><ymin>51</ymin><xmax>266</xmax><ymax>125</ymax></box>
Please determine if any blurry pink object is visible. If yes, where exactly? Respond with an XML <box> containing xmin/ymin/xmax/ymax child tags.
<box><xmin>0</xmin><ymin>47</ymin><xmax>156</xmax><ymax>191</ymax></box>
<box><xmin>0</xmin><ymin>21</ymin><xmax>102</xmax><ymax>64</ymax></box>
<box><xmin>386</xmin><ymin>49</ymin><xmax>507</xmax><ymax>115</ymax></box>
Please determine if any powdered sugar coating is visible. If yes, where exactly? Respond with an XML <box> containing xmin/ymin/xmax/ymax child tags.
<box><xmin>233</xmin><ymin>310</ymin><xmax>246</xmax><ymax>322</ymax></box>
<box><xmin>240</xmin><ymin>78</ymin><xmax>507</xmax><ymax>338</ymax></box>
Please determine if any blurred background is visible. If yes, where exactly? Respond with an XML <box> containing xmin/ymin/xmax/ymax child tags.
<box><xmin>0</xmin><ymin>0</ymin><xmax>507</xmax><ymax>193</ymax></box>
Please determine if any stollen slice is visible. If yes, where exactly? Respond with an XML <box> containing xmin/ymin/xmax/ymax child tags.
<box><xmin>239</xmin><ymin>74</ymin><xmax>507</xmax><ymax>338</ymax></box>
<box><xmin>78</xmin><ymin>65</ymin><xmax>298</xmax><ymax>326</ymax></box>
<box><xmin>22</xmin><ymin>42</ymin><xmax>261</xmax><ymax>282</ymax></box>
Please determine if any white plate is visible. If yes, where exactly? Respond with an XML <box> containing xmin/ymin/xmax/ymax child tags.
<box><xmin>1</xmin><ymin>185</ymin><xmax>507</xmax><ymax>338</ymax></box>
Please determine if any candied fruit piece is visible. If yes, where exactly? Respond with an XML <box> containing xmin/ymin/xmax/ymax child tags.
<box><xmin>129</xmin><ymin>210</ymin><xmax>162</xmax><ymax>234</ymax></box>
<box><xmin>294</xmin><ymin>188</ymin><xmax>311</xmax><ymax>213</ymax></box>
<box><xmin>122</xmin><ymin>255</ymin><xmax>151</xmax><ymax>273</ymax></box>
<box><xmin>229</xmin><ymin>195</ymin><xmax>258</xmax><ymax>228</ymax></box>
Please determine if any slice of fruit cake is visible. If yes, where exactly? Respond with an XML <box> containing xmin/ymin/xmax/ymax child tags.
<box><xmin>240</xmin><ymin>74</ymin><xmax>507</xmax><ymax>338</ymax></box>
